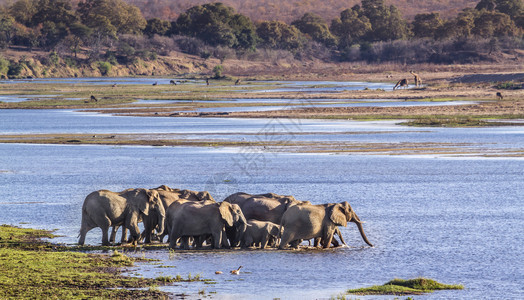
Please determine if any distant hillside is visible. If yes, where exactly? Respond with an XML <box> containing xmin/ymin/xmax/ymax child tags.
<box><xmin>123</xmin><ymin>0</ymin><xmax>479</xmax><ymax>22</ymax></box>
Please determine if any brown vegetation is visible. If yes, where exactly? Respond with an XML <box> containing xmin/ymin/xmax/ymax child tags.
<box><xmin>123</xmin><ymin>0</ymin><xmax>479</xmax><ymax>22</ymax></box>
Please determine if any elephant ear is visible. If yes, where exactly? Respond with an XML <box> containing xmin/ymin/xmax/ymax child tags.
<box><xmin>198</xmin><ymin>191</ymin><xmax>214</xmax><ymax>201</ymax></box>
<box><xmin>181</xmin><ymin>190</ymin><xmax>192</xmax><ymax>199</ymax></box>
<box><xmin>330</xmin><ymin>203</ymin><xmax>348</xmax><ymax>227</ymax></box>
<box><xmin>219</xmin><ymin>202</ymin><xmax>234</xmax><ymax>227</ymax></box>
<box><xmin>138</xmin><ymin>191</ymin><xmax>150</xmax><ymax>216</ymax></box>
<box><xmin>141</xmin><ymin>189</ymin><xmax>159</xmax><ymax>216</ymax></box>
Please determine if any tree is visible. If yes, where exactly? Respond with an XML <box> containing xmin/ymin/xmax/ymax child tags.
<box><xmin>144</xmin><ymin>18</ymin><xmax>171</xmax><ymax>37</ymax></box>
<box><xmin>452</xmin><ymin>8</ymin><xmax>480</xmax><ymax>37</ymax></box>
<box><xmin>0</xmin><ymin>15</ymin><xmax>16</xmax><ymax>48</ymax></box>
<box><xmin>494</xmin><ymin>0</ymin><xmax>524</xmax><ymax>19</ymax></box>
<box><xmin>330</xmin><ymin>7</ymin><xmax>372</xmax><ymax>48</ymax></box>
<box><xmin>476</xmin><ymin>0</ymin><xmax>497</xmax><ymax>11</ymax></box>
<box><xmin>78</xmin><ymin>0</ymin><xmax>146</xmax><ymax>34</ymax></box>
<box><xmin>175</xmin><ymin>3</ymin><xmax>256</xmax><ymax>50</ymax></box>
<box><xmin>30</xmin><ymin>0</ymin><xmax>77</xmax><ymax>27</ymax></box>
<box><xmin>256</xmin><ymin>20</ymin><xmax>305</xmax><ymax>52</ymax></box>
<box><xmin>411</xmin><ymin>13</ymin><xmax>444</xmax><ymax>39</ymax></box>
<box><xmin>360</xmin><ymin>0</ymin><xmax>410</xmax><ymax>41</ymax></box>
<box><xmin>9</xmin><ymin>0</ymin><xmax>38</xmax><ymax>26</ymax></box>
<box><xmin>472</xmin><ymin>10</ymin><xmax>519</xmax><ymax>37</ymax></box>
<box><xmin>291</xmin><ymin>12</ymin><xmax>337</xmax><ymax>47</ymax></box>
<box><xmin>69</xmin><ymin>23</ymin><xmax>92</xmax><ymax>57</ymax></box>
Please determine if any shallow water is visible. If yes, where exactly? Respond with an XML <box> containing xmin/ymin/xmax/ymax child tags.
<box><xmin>0</xmin><ymin>144</ymin><xmax>522</xmax><ymax>299</ymax></box>
<box><xmin>0</xmin><ymin>81</ymin><xmax>523</xmax><ymax>298</ymax></box>
<box><xmin>1</xmin><ymin>109</ymin><xmax>523</xmax><ymax>154</ymax></box>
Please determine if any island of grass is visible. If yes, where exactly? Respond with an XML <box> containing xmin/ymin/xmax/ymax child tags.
<box><xmin>346</xmin><ymin>277</ymin><xmax>464</xmax><ymax>296</ymax></box>
<box><xmin>0</xmin><ymin>225</ymin><xmax>173</xmax><ymax>299</ymax></box>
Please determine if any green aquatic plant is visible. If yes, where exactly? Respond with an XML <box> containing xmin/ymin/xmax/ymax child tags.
<box><xmin>346</xmin><ymin>277</ymin><xmax>464</xmax><ymax>296</ymax></box>
<box><xmin>0</xmin><ymin>225</ymin><xmax>169</xmax><ymax>299</ymax></box>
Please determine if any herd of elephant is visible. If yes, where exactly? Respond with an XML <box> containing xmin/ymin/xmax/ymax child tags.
<box><xmin>78</xmin><ymin>185</ymin><xmax>373</xmax><ymax>250</ymax></box>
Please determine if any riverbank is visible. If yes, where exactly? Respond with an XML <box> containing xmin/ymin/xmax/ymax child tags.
<box><xmin>0</xmin><ymin>225</ymin><xmax>171</xmax><ymax>299</ymax></box>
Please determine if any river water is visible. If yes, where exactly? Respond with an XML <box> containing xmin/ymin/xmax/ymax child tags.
<box><xmin>0</xmin><ymin>80</ymin><xmax>523</xmax><ymax>299</ymax></box>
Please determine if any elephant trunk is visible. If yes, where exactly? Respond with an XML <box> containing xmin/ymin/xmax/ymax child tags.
<box><xmin>234</xmin><ymin>214</ymin><xmax>248</xmax><ymax>246</ymax></box>
<box><xmin>352</xmin><ymin>213</ymin><xmax>373</xmax><ymax>247</ymax></box>
<box><xmin>156</xmin><ymin>204</ymin><xmax>166</xmax><ymax>236</ymax></box>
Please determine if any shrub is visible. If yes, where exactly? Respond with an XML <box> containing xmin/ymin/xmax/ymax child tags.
<box><xmin>8</xmin><ymin>60</ymin><xmax>25</xmax><ymax>76</ymax></box>
<box><xmin>97</xmin><ymin>61</ymin><xmax>112</xmax><ymax>76</ymax></box>
<box><xmin>213</xmin><ymin>64</ymin><xmax>224</xmax><ymax>78</ymax></box>
<box><xmin>0</xmin><ymin>56</ymin><xmax>9</xmax><ymax>75</ymax></box>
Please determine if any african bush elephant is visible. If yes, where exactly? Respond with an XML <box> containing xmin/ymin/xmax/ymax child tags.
<box><xmin>167</xmin><ymin>201</ymin><xmax>247</xmax><ymax>249</ymax></box>
<box><xmin>242</xmin><ymin>220</ymin><xmax>281</xmax><ymax>249</ymax></box>
<box><xmin>140</xmin><ymin>185</ymin><xmax>216</xmax><ymax>243</ymax></box>
<box><xmin>224</xmin><ymin>192</ymin><xmax>302</xmax><ymax>224</ymax></box>
<box><xmin>78</xmin><ymin>188</ymin><xmax>165</xmax><ymax>246</ymax></box>
<box><xmin>279</xmin><ymin>201</ymin><xmax>373</xmax><ymax>249</ymax></box>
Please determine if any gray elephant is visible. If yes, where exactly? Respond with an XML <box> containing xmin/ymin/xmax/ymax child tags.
<box><xmin>242</xmin><ymin>220</ymin><xmax>281</xmax><ymax>249</ymax></box>
<box><xmin>139</xmin><ymin>185</ymin><xmax>216</xmax><ymax>244</ymax></box>
<box><xmin>167</xmin><ymin>201</ymin><xmax>247</xmax><ymax>249</ymax></box>
<box><xmin>78</xmin><ymin>188</ymin><xmax>165</xmax><ymax>246</ymax></box>
<box><xmin>279</xmin><ymin>201</ymin><xmax>372</xmax><ymax>249</ymax></box>
<box><xmin>224</xmin><ymin>192</ymin><xmax>303</xmax><ymax>224</ymax></box>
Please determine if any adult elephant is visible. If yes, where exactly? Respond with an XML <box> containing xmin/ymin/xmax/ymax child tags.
<box><xmin>141</xmin><ymin>185</ymin><xmax>216</xmax><ymax>243</ymax></box>
<box><xmin>167</xmin><ymin>201</ymin><xmax>247</xmax><ymax>249</ymax></box>
<box><xmin>78</xmin><ymin>188</ymin><xmax>165</xmax><ymax>246</ymax></box>
<box><xmin>279</xmin><ymin>201</ymin><xmax>373</xmax><ymax>249</ymax></box>
<box><xmin>224</xmin><ymin>192</ymin><xmax>302</xmax><ymax>224</ymax></box>
<box><xmin>242</xmin><ymin>220</ymin><xmax>281</xmax><ymax>249</ymax></box>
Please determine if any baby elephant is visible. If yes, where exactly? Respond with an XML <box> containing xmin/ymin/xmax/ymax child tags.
<box><xmin>242</xmin><ymin>220</ymin><xmax>281</xmax><ymax>249</ymax></box>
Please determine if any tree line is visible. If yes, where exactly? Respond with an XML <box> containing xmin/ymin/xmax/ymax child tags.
<box><xmin>0</xmin><ymin>0</ymin><xmax>522</xmax><ymax>71</ymax></box>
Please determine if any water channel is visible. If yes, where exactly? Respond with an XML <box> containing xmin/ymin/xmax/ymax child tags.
<box><xmin>0</xmin><ymin>79</ymin><xmax>522</xmax><ymax>299</ymax></box>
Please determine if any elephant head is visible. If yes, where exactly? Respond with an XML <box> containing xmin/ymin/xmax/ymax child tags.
<box><xmin>145</xmin><ymin>189</ymin><xmax>165</xmax><ymax>236</ymax></box>
<box><xmin>329</xmin><ymin>201</ymin><xmax>373</xmax><ymax>247</ymax></box>
<box><xmin>220</xmin><ymin>202</ymin><xmax>248</xmax><ymax>246</ymax></box>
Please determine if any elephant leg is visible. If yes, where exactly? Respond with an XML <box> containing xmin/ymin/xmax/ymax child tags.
<box><xmin>78</xmin><ymin>223</ymin><xmax>93</xmax><ymax>245</ymax></box>
<box><xmin>321</xmin><ymin>231</ymin><xmax>335</xmax><ymax>249</ymax></box>
<box><xmin>169</xmin><ymin>233</ymin><xmax>180</xmax><ymax>249</ymax></box>
<box><xmin>289</xmin><ymin>239</ymin><xmax>302</xmax><ymax>249</ymax></box>
<box><xmin>335</xmin><ymin>228</ymin><xmax>347</xmax><ymax>246</ymax></box>
<box><xmin>279</xmin><ymin>230</ymin><xmax>295</xmax><ymax>249</ymax></box>
<box><xmin>101</xmin><ymin>225</ymin><xmax>110</xmax><ymax>246</ymax></box>
<box><xmin>110</xmin><ymin>225</ymin><xmax>118</xmax><ymax>244</ymax></box>
<box><xmin>182</xmin><ymin>236</ymin><xmax>191</xmax><ymax>250</ymax></box>
<box><xmin>212</xmin><ymin>231</ymin><xmax>223</xmax><ymax>249</ymax></box>
<box><xmin>261</xmin><ymin>234</ymin><xmax>269</xmax><ymax>249</ymax></box>
<box><xmin>243</xmin><ymin>235</ymin><xmax>253</xmax><ymax>248</ymax></box>
<box><xmin>221</xmin><ymin>232</ymin><xmax>230</xmax><ymax>249</ymax></box>
<box><xmin>120</xmin><ymin>226</ymin><xmax>128</xmax><ymax>244</ymax></box>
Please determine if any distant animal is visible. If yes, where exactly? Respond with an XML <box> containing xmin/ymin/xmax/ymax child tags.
<box><xmin>496</xmin><ymin>92</ymin><xmax>503</xmax><ymax>100</ymax></box>
<box><xmin>206</xmin><ymin>78</ymin><xmax>209</xmax><ymax>85</ymax></box>
<box><xmin>152</xmin><ymin>82</ymin><xmax>158</xmax><ymax>86</ymax></box>
<box><xmin>90</xmin><ymin>95</ymin><xmax>98</xmax><ymax>102</ymax></box>
<box><xmin>111</xmin><ymin>83</ymin><xmax>117</xmax><ymax>87</ymax></box>
<box><xmin>230</xmin><ymin>266</ymin><xmax>242</xmax><ymax>275</ymax></box>
<box><xmin>235</xmin><ymin>79</ymin><xmax>241</xmax><ymax>85</ymax></box>
<box><xmin>410</xmin><ymin>71</ymin><xmax>422</xmax><ymax>87</ymax></box>
<box><xmin>393</xmin><ymin>79</ymin><xmax>409</xmax><ymax>90</ymax></box>
<box><xmin>169</xmin><ymin>80</ymin><xmax>176</xmax><ymax>85</ymax></box>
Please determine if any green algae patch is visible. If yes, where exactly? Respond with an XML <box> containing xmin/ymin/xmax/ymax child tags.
<box><xmin>0</xmin><ymin>225</ymin><xmax>168</xmax><ymax>299</ymax></box>
<box><xmin>346</xmin><ymin>277</ymin><xmax>464</xmax><ymax>296</ymax></box>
